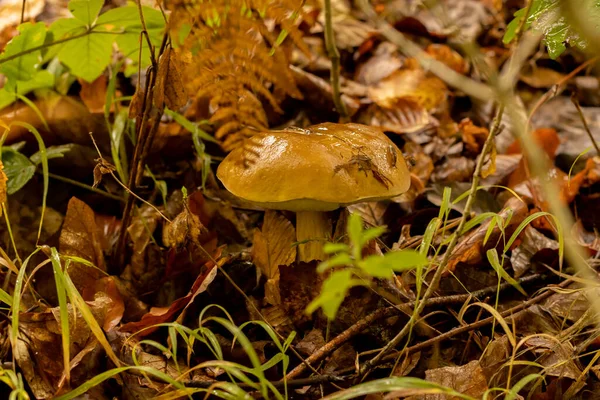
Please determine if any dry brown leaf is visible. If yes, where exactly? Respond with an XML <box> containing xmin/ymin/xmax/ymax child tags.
<box><xmin>425</xmin><ymin>44</ymin><xmax>469</xmax><ymax>75</ymax></box>
<box><xmin>458</xmin><ymin>118</ymin><xmax>489</xmax><ymax>154</ymax></box>
<box><xmin>163</xmin><ymin>205</ymin><xmax>205</xmax><ymax>249</ymax></box>
<box><xmin>252</xmin><ymin>210</ymin><xmax>296</xmax><ymax>305</ymax></box>
<box><xmin>445</xmin><ymin>197</ymin><xmax>528</xmax><ymax>273</ymax></box>
<box><xmin>419</xmin><ymin>360</ymin><xmax>488</xmax><ymax>400</ymax></box>
<box><xmin>360</xmin><ymin>99</ymin><xmax>434</xmax><ymax>135</ymax></box>
<box><xmin>79</xmin><ymin>74</ymin><xmax>108</xmax><ymax>113</ymax></box>
<box><xmin>59</xmin><ymin>197</ymin><xmax>106</xmax><ymax>292</ymax></box>
<box><xmin>154</xmin><ymin>47</ymin><xmax>187</xmax><ymax>111</ymax></box>
<box><xmin>120</xmin><ymin>256</ymin><xmax>220</xmax><ymax>336</ymax></box>
<box><xmin>368</xmin><ymin>68</ymin><xmax>449</xmax><ymax>113</ymax></box>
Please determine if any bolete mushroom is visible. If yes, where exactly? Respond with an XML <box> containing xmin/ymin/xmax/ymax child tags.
<box><xmin>217</xmin><ymin>122</ymin><xmax>411</xmax><ymax>262</ymax></box>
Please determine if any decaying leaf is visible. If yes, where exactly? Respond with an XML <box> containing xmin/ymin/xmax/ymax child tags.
<box><xmin>420</xmin><ymin>360</ymin><xmax>488</xmax><ymax>400</ymax></box>
<box><xmin>252</xmin><ymin>210</ymin><xmax>296</xmax><ymax>305</ymax></box>
<box><xmin>59</xmin><ymin>197</ymin><xmax>107</xmax><ymax>292</ymax></box>
<box><xmin>79</xmin><ymin>74</ymin><xmax>109</xmax><ymax>113</ymax></box>
<box><xmin>368</xmin><ymin>68</ymin><xmax>449</xmax><ymax>113</ymax></box>
<box><xmin>120</xmin><ymin>255</ymin><xmax>220</xmax><ymax>336</ymax></box>
<box><xmin>446</xmin><ymin>197</ymin><xmax>528</xmax><ymax>273</ymax></box>
<box><xmin>425</xmin><ymin>44</ymin><xmax>469</xmax><ymax>75</ymax></box>
<box><xmin>154</xmin><ymin>47</ymin><xmax>187</xmax><ymax>111</ymax></box>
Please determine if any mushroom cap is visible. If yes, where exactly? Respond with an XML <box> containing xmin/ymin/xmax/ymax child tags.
<box><xmin>216</xmin><ymin>123</ymin><xmax>411</xmax><ymax>211</ymax></box>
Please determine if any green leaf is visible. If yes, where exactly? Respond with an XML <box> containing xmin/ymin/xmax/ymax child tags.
<box><xmin>317</xmin><ymin>253</ymin><xmax>353</xmax><ymax>273</ymax></box>
<box><xmin>69</xmin><ymin>0</ymin><xmax>104</xmax><ymax>26</ymax></box>
<box><xmin>57</xmin><ymin>32</ymin><xmax>116</xmax><ymax>82</ymax></box>
<box><xmin>305</xmin><ymin>270</ymin><xmax>361</xmax><ymax>320</ymax></box>
<box><xmin>30</xmin><ymin>144</ymin><xmax>74</xmax><ymax>165</ymax></box>
<box><xmin>0</xmin><ymin>22</ymin><xmax>47</xmax><ymax>82</ymax></box>
<box><xmin>486</xmin><ymin>249</ymin><xmax>527</xmax><ymax>296</ymax></box>
<box><xmin>503</xmin><ymin>0</ymin><xmax>600</xmax><ymax>59</ymax></box>
<box><xmin>360</xmin><ymin>250</ymin><xmax>428</xmax><ymax>278</ymax></box>
<box><xmin>0</xmin><ymin>70</ymin><xmax>55</xmax><ymax>110</ymax></box>
<box><xmin>96</xmin><ymin>5</ymin><xmax>165</xmax><ymax>67</ymax></box>
<box><xmin>360</xmin><ymin>226</ymin><xmax>386</xmax><ymax>247</ymax></box>
<box><xmin>1</xmin><ymin>148</ymin><xmax>36</xmax><ymax>194</ymax></box>
<box><xmin>323</xmin><ymin>242</ymin><xmax>349</xmax><ymax>254</ymax></box>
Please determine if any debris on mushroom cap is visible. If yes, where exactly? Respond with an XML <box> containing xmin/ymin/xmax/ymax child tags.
<box><xmin>216</xmin><ymin>123</ymin><xmax>412</xmax><ymax>211</ymax></box>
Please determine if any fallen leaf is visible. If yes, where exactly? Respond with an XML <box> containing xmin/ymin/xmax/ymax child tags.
<box><xmin>419</xmin><ymin>360</ymin><xmax>488</xmax><ymax>400</ymax></box>
<box><xmin>120</xmin><ymin>254</ymin><xmax>220</xmax><ymax>336</ymax></box>
<box><xmin>446</xmin><ymin>197</ymin><xmax>528</xmax><ymax>273</ymax></box>
<box><xmin>425</xmin><ymin>44</ymin><xmax>469</xmax><ymax>75</ymax></box>
<box><xmin>252</xmin><ymin>210</ymin><xmax>296</xmax><ymax>305</ymax></box>
<box><xmin>368</xmin><ymin>68</ymin><xmax>449</xmax><ymax>113</ymax></box>
<box><xmin>524</xmin><ymin>337</ymin><xmax>582</xmax><ymax>380</ymax></box>
<box><xmin>154</xmin><ymin>47</ymin><xmax>187</xmax><ymax>111</ymax></box>
<box><xmin>458</xmin><ymin>118</ymin><xmax>489</xmax><ymax>154</ymax></box>
<box><xmin>59</xmin><ymin>197</ymin><xmax>106</xmax><ymax>292</ymax></box>
<box><xmin>79</xmin><ymin>74</ymin><xmax>108</xmax><ymax>113</ymax></box>
<box><xmin>359</xmin><ymin>98</ymin><xmax>435</xmax><ymax>135</ymax></box>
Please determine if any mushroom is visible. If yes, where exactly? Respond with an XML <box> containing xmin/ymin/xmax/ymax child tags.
<box><xmin>216</xmin><ymin>122</ymin><xmax>411</xmax><ymax>262</ymax></box>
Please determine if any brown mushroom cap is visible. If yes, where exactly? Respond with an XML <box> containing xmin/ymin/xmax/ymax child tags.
<box><xmin>216</xmin><ymin>123</ymin><xmax>411</xmax><ymax>211</ymax></box>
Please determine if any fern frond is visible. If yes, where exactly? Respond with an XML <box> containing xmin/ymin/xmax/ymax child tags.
<box><xmin>167</xmin><ymin>0</ymin><xmax>313</xmax><ymax>153</ymax></box>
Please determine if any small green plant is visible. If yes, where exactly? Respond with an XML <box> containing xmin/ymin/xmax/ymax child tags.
<box><xmin>0</xmin><ymin>0</ymin><xmax>165</xmax><ymax>109</ymax></box>
<box><xmin>306</xmin><ymin>213</ymin><xmax>428</xmax><ymax>320</ymax></box>
<box><xmin>504</xmin><ymin>0</ymin><xmax>600</xmax><ymax>59</ymax></box>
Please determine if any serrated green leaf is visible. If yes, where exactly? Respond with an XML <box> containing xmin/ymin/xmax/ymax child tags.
<box><xmin>57</xmin><ymin>32</ymin><xmax>115</xmax><ymax>82</ymax></box>
<box><xmin>1</xmin><ymin>148</ymin><xmax>36</xmax><ymax>194</ymax></box>
<box><xmin>69</xmin><ymin>0</ymin><xmax>104</xmax><ymax>26</ymax></box>
<box><xmin>0</xmin><ymin>22</ymin><xmax>47</xmax><ymax>82</ymax></box>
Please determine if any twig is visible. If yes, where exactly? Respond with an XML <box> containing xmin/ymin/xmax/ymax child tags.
<box><xmin>571</xmin><ymin>94</ymin><xmax>600</xmax><ymax>155</ymax></box>
<box><xmin>357</xmin><ymin>106</ymin><xmax>504</xmax><ymax>378</ymax></box>
<box><xmin>334</xmin><ymin>275</ymin><xmax>574</xmax><ymax>375</ymax></box>
<box><xmin>285</xmin><ymin>272</ymin><xmax>543</xmax><ymax>380</ymax></box>
<box><xmin>356</xmin><ymin>0</ymin><xmax>494</xmax><ymax>102</ymax></box>
<box><xmin>136</xmin><ymin>0</ymin><xmax>157</xmax><ymax>68</ymax></box>
<box><xmin>323</xmin><ymin>0</ymin><xmax>348</xmax><ymax>120</ymax></box>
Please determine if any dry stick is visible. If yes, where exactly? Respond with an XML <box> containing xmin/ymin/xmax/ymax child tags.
<box><xmin>284</xmin><ymin>271</ymin><xmax>543</xmax><ymax>380</ymax></box>
<box><xmin>323</xmin><ymin>0</ymin><xmax>348</xmax><ymax>120</ymax></box>
<box><xmin>571</xmin><ymin>94</ymin><xmax>600</xmax><ymax>155</ymax></box>
<box><xmin>357</xmin><ymin>106</ymin><xmax>505</xmax><ymax>378</ymax></box>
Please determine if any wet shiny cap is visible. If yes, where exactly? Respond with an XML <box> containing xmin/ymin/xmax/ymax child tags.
<box><xmin>216</xmin><ymin>123</ymin><xmax>412</xmax><ymax>211</ymax></box>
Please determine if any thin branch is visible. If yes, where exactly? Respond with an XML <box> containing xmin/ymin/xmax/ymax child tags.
<box><xmin>334</xmin><ymin>275</ymin><xmax>574</xmax><ymax>375</ymax></box>
<box><xmin>323</xmin><ymin>0</ymin><xmax>348</xmax><ymax>120</ymax></box>
<box><xmin>285</xmin><ymin>272</ymin><xmax>543</xmax><ymax>380</ymax></box>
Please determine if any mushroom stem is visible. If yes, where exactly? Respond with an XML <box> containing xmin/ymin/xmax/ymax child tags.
<box><xmin>296</xmin><ymin>211</ymin><xmax>332</xmax><ymax>263</ymax></box>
